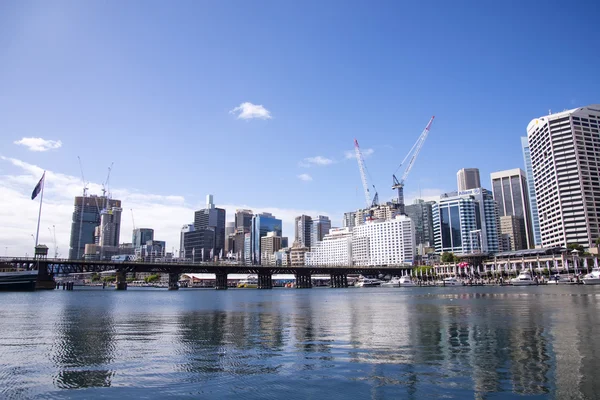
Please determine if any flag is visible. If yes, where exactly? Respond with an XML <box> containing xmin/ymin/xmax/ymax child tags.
<box><xmin>31</xmin><ymin>172</ymin><xmax>45</xmax><ymax>200</ymax></box>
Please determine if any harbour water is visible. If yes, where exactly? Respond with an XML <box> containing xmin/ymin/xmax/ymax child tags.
<box><xmin>1</xmin><ymin>286</ymin><xmax>600</xmax><ymax>399</ymax></box>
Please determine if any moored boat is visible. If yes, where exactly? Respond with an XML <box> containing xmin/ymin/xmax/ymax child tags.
<box><xmin>583</xmin><ymin>267</ymin><xmax>600</xmax><ymax>285</ymax></box>
<box><xmin>398</xmin><ymin>276</ymin><xmax>416</xmax><ymax>287</ymax></box>
<box><xmin>435</xmin><ymin>277</ymin><xmax>461</xmax><ymax>286</ymax></box>
<box><xmin>355</xmin><ymin>278</ymin><xmax>382</xmax><ymax>287</ymax></box>
<box><xmin>510</xmin><ymin>271</ymin><xmax>536</xmax><ymax>286</ymax></box>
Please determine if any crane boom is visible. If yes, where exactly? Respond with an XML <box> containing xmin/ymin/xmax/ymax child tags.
<box><xmin>392</xmin><ymin>116</ymin><xmax>435</xmax><ymax>214</ymax></box>
<box><xmin>354</xmin><ymin>139</ymin><xmax>372</xmax><ymax>208</ymax></box>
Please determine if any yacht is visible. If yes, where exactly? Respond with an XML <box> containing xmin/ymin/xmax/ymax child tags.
<box><xmin>381</xmin><ymin>277</ymin><xmax>400</xmax><ymax>287</ymax></box>
<box><xmin>510</xmin><ymin>271</ymin><xmax>536</xmax><ymax>286</ymax></box>
<box><xmin>355</xmin><ymin>278</ymin><xmax>382</xmax><ymax>287</ymax></box>
<box><xmin>436</xmin><ymin>277</ymin><xmax>461</xmax><ymax>286</ymax></box>
<box><xmin>583</xmin><ymin>268</ymin><xmax>600</xmax><ymax>285</ymax></box>
<box><xmin>398</xmin><ymin>276</ymin><xmax>416</xmax><ymax>287</ymax></box>
<box><xmin>549</xmin><ymin>274</ymin><xmax>574</xmax><ymax>285</ymax></box>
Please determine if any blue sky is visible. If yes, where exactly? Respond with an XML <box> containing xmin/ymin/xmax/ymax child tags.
<box><xmin>1</xmin><ymin>1</ymin><xmax>599</xmax><ymax>255</ymax></box>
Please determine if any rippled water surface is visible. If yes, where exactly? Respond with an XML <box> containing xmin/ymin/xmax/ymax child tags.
<box><xmin>2</xmin><ymin>286</ymin><xmax>600</xmax><ymax>399</ymax></box>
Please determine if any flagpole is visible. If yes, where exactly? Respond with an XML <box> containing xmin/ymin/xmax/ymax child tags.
<box><xmin>34</xmin><ymin>171</ymin><xmax>46</xmax><ymax>248</ymax></box>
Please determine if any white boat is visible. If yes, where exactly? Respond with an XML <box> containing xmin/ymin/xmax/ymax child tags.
<box><xmin>381</xmin><ymin>277</ymin><xmax>400</xmax><ymax>287</ymax></box>
<box><xmin>435</xmin><ymin>277</ymin><xmax>461</xmax><ymax>286</ymax></box>
<box><xmin>583</xmin><ymin>268</ymin><xmax>600</xmax><ymax>285</ymax></box>
<box><xmin>398</xmin><ymin>276</ymin><xmax>416</xmax><ymax>287</ymax></box>
<box><xmin>355</xmin><ymin>278</ymin><xmax>382</xmax><ymax>287</ymax></box>
<box><xmin>510</xmin><ymin>271</ymin><xmax>536</xmax><ymax>286</ymax></box>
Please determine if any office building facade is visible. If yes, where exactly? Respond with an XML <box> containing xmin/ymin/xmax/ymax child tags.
<box><xmin>306</xmin><ymin>227</ymin><xmax>353</xmax><ymax>266</ymax></box>
<box><xmin>490</xmin><ymin>168</ymin><xmax>533</xmax><ymax>249</ymax></box>
<box><xmin>527</xmin><ymin>105</ymin><xmax>600</xmax><ymax>248</ymax></box>
<box><xmin>260</xmin><ymin>232</ymin><xmax>282</xmax><ymax>264</ymax></box>
<box><xmin>457</xmin><ymin>168</ymin><xmax>481</xmax><ymax>192</ymax></box>
<box><xmin>311</xmin><ymin>215</ymin><xmax>331</xmax><ymax>246</ymax></box>
<box><xmin>521</xmin><ymin>136</ymin><xmax>542</xmax><ymax>247</ymax></box>
<box><xmin>251</xmin><ymin>213</ymin><xmax>282</xmax><ymax>264</ymax></box>
<box><xmin>133</xmin><ymin>228</ymin><xmax>154</xmax><ymax>249</ymax></box>
<box><xmin>432</xmin><ymin>188</ymin><xmax>500</xmax><ymax>255</ymax></box>
<box><xmin>405</xmin><ymin>199</ymin><xmax>435</xmax><ymax>252</ymax></box>
<box><xmin>295</xmin><ymin>215</ymin><xmax>313</xmax><ymax>248</ymax></box>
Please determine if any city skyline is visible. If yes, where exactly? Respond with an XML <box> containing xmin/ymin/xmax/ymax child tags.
<box><xmin>1</xmin><ymin>2</ymin><xmax>599</xmax><ymax>256</ymax></box>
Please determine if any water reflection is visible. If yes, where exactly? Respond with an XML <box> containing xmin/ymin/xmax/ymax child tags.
<box><xmin>1</xmin><ymin>287</ymin><xmax>600</xmax><ymax>398</ymax></box>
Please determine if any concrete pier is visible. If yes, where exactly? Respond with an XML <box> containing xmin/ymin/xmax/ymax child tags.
<box><xmin>215</xmin><ymin>272</ymin><xmax>228</xmax><ymax>290</ymax></box>
<box><xmin>168</xmin><ymin>273</ymin><xmax>179</xmax><ymax>290</ymax></box>
<box><xmin>330</xmin><ymin>273</ymin><xmax>348</xmax><ymax>288</ymax></box>
<box><xmin>115</xmin><ymin>271</ymin><xmax>127</xmax><ymax>290</ymax></box>
<box><xmin>257</xmin><ymin>273</ymin><xmax>273</xmax><ymax>289</ymax></box>
<box><xmin>295</xmin><ymin>273</ymin><xmax>312</xmax><ymax>289</ymax></box>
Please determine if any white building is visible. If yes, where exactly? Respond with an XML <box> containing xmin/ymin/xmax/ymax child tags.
<box><xmin>527</xmin><ymin>105</ymin><xmax>600</xmax><ymax>248</ymax></box>
<box><xmin>351</xmin><ymin>215</ymin><xmax>414</xmax><ymax>266</ymax></box>
<box><xmin>306</xmin><ymin>227</ymin><xmax>353</xmax><ymax>266</ymax></box>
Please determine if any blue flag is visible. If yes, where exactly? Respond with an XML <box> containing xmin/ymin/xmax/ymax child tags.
<box><xmin>31</xmin><ymin>172</ymin><xmax>45</xmax><ymax>200</ymax></box>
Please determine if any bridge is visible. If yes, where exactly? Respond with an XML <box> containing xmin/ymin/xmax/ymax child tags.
<box><xmin>3</xmin><ymin>258</ymin><xmax>413</xmax><ymax>290</ymax></box>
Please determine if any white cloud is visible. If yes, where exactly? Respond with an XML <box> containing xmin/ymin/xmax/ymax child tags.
<box><xmin>0</xmin><ymin>157</ymin><xmax>334</xmax><ymax>257</ymax></box>
<box><xmin>297</xmin><ymin>173</ymin><xmax>313</xmax><ymax>182</ymax></box>
<box><xmin>229</xmin><ymin>102</ymin><xmax>272</xmax><ymax>120</ymax></box>
<box><xmin>299</xmin><ymin>156</ymin><xmax>335</xmax><ymax>167</ymax></box>
<box><xmin>14</xmin><ymin>137</ymin><xmax>62</xmax><ymax>152</ymax></box>
<box><xmin>345</xmin><ymin>148</ymin><xmax>374</xmax><ymax>159</ymax></box>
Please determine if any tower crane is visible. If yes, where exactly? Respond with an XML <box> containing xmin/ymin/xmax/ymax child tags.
<box><xmin>130</xmin><ymin>209</ymin><xmax>136</xmax><ymax>231</ymax></box>
<box><xmin>392</xmin><ymin>116</ymin><xmax>435</xmax><ymax>215</ymax></box>
<box><xmin>354</xmin><ymin>139</ymin><xmax>379</xmax><ymax>208</ymax></box>
<box><xmin>101</xmin><ymin>162</ymin><xmax>114</xmax><ymax>209</ymax></box>
<box><xmin>76</xmin><ymin>156</ymin><xmax>89</xmax><ymax>259</ymax></box>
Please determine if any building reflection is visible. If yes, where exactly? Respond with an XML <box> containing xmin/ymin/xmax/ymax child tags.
<box><xmin>51</xmin><ymin>295</ymin><xmax>116</xmax><ymax>389</ymax></box>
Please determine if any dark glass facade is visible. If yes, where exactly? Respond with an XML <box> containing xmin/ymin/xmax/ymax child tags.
<box><xmin>252</xmin><ymin>214</ymin><xmax>282</xmax><ymax>264</ymax></box>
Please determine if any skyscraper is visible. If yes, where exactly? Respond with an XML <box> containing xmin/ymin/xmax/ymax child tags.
<box><xmin>528</xmin><ymin>105</ymin><xmax>600</xmax><ymax>248</ymax></box>
<box><xmin>182</xmin><ymin>195</ymin><xmax>226</xmax><ymax>260</ymax></box>
<box><xmin>521</xmin><ymin>136</ymin><xmax>542</xmax><ymax>247</ymax></box>
<box><xmin>310</xmin><ymin>215</ymin><xmax>331</xmax><ymax>246</ymax></box>
<box><xmin>295</xmin><ymin>215</ymin><xmax>312</xmax><ymax>248</ymax></box>
<box><xmin>405</xmin><ymin>199</ymin><xmax>435</xmax><ymax>252</ymax></box>
<box><xmin>432</xmin><ymin>188</ymin><xmax>500</xmax><ymax>255</ymax></box>
<box><xmin>490</xmin><ymin>168</ymin><xmax>533</xmax><ymax>249</ymax></box>
<box><xmin>132</xmin><ymin>228</ymin><xmax>154</xmax><ymax>249</ymax></box>
<box><xmin>252</xmin><ymin>213</ymin><xmax>282</xmax><ymax>264</ymax></box>
<box><xmin>69</xmin><ymin>195</ymin><xmax>121</xmax><ymax>259</ymax></box>
<box><xmin>224</xmin><ymin>221</ymin><xmax>235</xmax><ymax>253</ymax></box>
<box><xmin>457</xmin><ymin>168</ymin><xmax>481</xmax><ymax>192</ymax></box>
<box><xmin>179</xmin><ymin>224</ymin><xmax>194</xmax><ymax>258</ymax></box>
<box><xmin>235</xmin><ymin>209</ymin><xmax>253</xmax><ymax>232</ymax></box>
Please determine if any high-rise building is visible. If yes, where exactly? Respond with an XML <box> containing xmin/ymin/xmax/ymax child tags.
<box><xmin>260</xmin><ymin>232</ymin><xmax>282</xmax><ymax>264</ymax></box>
<box><xmin>352</xmin><ymin>215</ymin><xmax>414</xmax><ymax>266</ymax></box>
<box><xmin>97</xmin><ymin>206</ymin><xmax>122</xmax><ymax>248</ymax></box>
<box><xmin>182</xmin><ymin>195</ymin><xmax>226</xmax><ymax>260</ymax></box>
<box><xmin>311</xmin><ymin>215</ymin><xmax>331</xmax><ymax>246</ymax></box>
<box><xmin>490</xmin><ymin>168</ymin><xmax>533</xmax><ymax>249</ymax></box>
<box><xmin>235</xmin><ymin>209</ymin><xmax>253</xmax><ymax>232</ymax></box>
<box><xmin>295</xmin><ymin>215</ymin><xmax>312</xmax><ymax>248</ymax></box>
<box><xmin>343</xmin><ymin>211</ymin><xmax>356</xmax><ymax>228</ymax></box>
<box><xmin>179</xmin><ymin>224</ymin><xmax>194</xmax><ymax>258</ymax></box>
<box><xmin>132</xmin><ymin>228</ymin><xmax>154</xmax><ymax>249</ymax></box>
<box><xmin>193</xmin><ymin>195</ymin><xmax>226</xmax><ymax>257</ymax></box>
<box><xmin>69</xmin><ymin>195</ymin><xmax>121</xmax><ymax>259</ymax></box>
<box><xmin>224</xmin><ymin>221</ymin><xmax>235</xmax><ymax>253</ymax></box>
<box><xmin>405</xmin><ymin>199</ymin><xmax>435</xmax><ymax>252</ymax></box>
<box><xmin>499</xmin><ymin>215</ymin><xmax>526</xmax><ymax>251</ymax></box>
<box><xmin>432</xmin><ymin>188</ymin><xmax>500</xmax><ymax>255</ymax></box>
<box><xmin>521</xmin><ymin>137</ymin><xmax>542</xmax><ymax>247</ymax></box>
<box><xmin>354</xmin><ymin>202</ymin><xmax>401</xmax><ymax>226</ymax></box>
<box><xmin>251</xmin><ymin>213</ymin><xmax>282</xmax><ymax>264</ymax></box>
<box><xmin>457</xmin><ymin>168</ymin><xmax>481</xmax><ymax>192</ymax></box>
<box><xmin>527</xmin><ymin>105</ymin><xmax>600</xmax><ymax>248</ymax></box>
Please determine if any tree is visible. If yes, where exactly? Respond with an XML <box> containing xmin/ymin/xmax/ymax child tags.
<box><xmin>567</xmin><ymin>243</ymin><xmax>585</xmax><ymax>253</ymax></box>
<box><xmin>144</xmin><ymin>274</ymin><xmax>160</xmax><ymax>283</ymax></box>
<box><xmin>441</xmin><ymin>252</ymin><xmax>457</xmax><ymax>263</ymax></box>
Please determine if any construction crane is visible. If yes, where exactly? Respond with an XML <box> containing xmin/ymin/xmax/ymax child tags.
<box><xmin>354</xmin><ymin>139</ymin><xmax>379</xmax><ymax>209</ymax></box>
<box><xmin>130</xmin><ymin>209</ymin><xmax>136</xmax><ymax>231</ymax></box>
<box><xmin>392</xmin><ymin>116</ymin><xmax>435</xmax><ymax>215</ymax></box>
<box><xmin>101</xmin><ymin>162</ymin><xmax>114</xmax><ymax>210</ymax></box>
<box><xmin>76</xmin><ymin>156</ymin><xmax>89</xmax><ymax>259</ymax></box>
